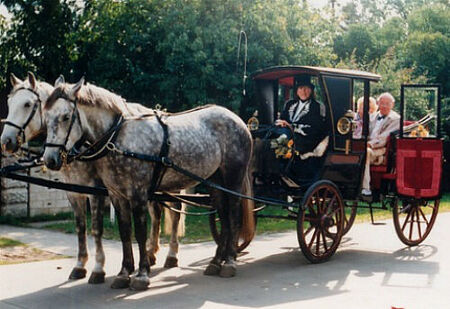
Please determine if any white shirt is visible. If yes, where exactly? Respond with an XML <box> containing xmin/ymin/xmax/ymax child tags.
<box><xmin>291</xmin><ymin>100</ymin><xmax>310</xmax><ymax>123</ymax></box>
<box><xmin>370</xmin><ymin>114</ymin><xmax>386</xmax><ymax>141</ymax></box>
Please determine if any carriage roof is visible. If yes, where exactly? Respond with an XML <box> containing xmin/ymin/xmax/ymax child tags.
<box><xmin>250</xmin><ymin>65</ymin><xmax>381</xmax><ymax>86</ymax></box>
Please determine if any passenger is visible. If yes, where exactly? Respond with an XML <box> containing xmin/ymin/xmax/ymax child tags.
<box><xmin>361</xmin><ymin>92</ymin><xmax>400</xmax><ymax>196</ymax></box>
<box><xmin>274</xmin><ymin>75</ymin><xmax>329</xmax><ymax>183</ymax></box>
<box><xmin>353</xmin><ymin>96</ymin><xmax>378</xmax><ymax>139</ymax></box>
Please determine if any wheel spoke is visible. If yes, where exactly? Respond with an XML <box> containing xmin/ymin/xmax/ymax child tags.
<box><xmin>408</xmin><ymin>208</ymin><xmax>414</xmax><ymax>239</ymax></box>
<box><xmin>320</xmin><ymin>189</ymin><xmax>329</xmax><ymax>214</ymax></box>
<box><xmin>401</xmin><ymin>208</ymin><xmax>412</xmax><ymax>232</ymax></box>
<box><xmin>416</xmin><ymin>208</ymin><xmax>422</xmax><ymax>239</ymax></box>
<box><xmin>308</xmin><ymin>228</ymin><xmax>319</xmax><ymax>250</ymax></box>
<box><xmin>307</xmin><ymin>199</ymin><xmax>317</xmax><ymax>217</ymax></box>
<box><xmin>418</xmin><ymin>207</ymin><xmax>429</xmax><ymax>226</ymax></box>
<box><xmin>315</xmin><ymin>228</ymin><xmax>321</xmax><ymax>255</ymax></box>
<box><xmin>321</xmin><ymin>230</ymin><xmax>328</xmax><ymax>251</ymax></box>
<box><xmin>304</xmin><ymin>225</ymin><xmax>314</xmax><ymax>237</ymax></box>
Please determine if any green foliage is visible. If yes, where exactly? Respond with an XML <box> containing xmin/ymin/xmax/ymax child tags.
<box><xmin>0</xmin><ymin>0</ymin><xmax>448</xmax><ymax>114</ymax></box>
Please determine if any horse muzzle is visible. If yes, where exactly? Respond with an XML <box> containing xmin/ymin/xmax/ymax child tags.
<box><xmin>0</xmin><ymin>133</ymin><xmax>20</xmax><ymax>153</ymax></box>
<box><xmin>43</xmin><ymin>150</ymin><xmax>63</xmax><ymax>171</ymax></box>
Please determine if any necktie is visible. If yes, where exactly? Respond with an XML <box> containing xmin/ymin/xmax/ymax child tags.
<box><xmin>377</xmin><ymin>115</ymin><xmax>385</xmax><ymax>121</ymax></box>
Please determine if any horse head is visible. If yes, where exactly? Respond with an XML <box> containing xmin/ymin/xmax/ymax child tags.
<box><xmin>43</xmin><ymin>77</ymin><xmax>85</xmax><ymax>170</ymax></box>
<box><xmin>1</xmin><ymin>72</ymin><xmax>55</xmax><ymax>152</ymax></box>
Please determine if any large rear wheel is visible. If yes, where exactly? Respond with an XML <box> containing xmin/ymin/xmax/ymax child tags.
<box><xmin>297</xmin><ymin>180</ymin><xmax>344</xmax><ymax>263</ymax></box>
<box><xmin>393</xmin><ymin>198</ymin><xmax>439</xmax><ymax>246</ymax></box>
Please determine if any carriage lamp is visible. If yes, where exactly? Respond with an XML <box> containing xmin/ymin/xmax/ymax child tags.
<box><xmin>337</xmin><ymin>116</ymin><xmax>351</xmax><ymax>135</ymax></box>
<box><xmin>247</xmin><ymin>110</ymin><xmax>259</xmax><ymax>131</ymax></box>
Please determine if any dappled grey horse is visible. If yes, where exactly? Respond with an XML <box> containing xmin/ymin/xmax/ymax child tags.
<box><xmin>42</xmin><ymin>78</ymin><xmax>255</xmax><ymax>290</ymax></box>
<box><xmin>0</xmin><ymin>73</ymin><xmax>185</xmax><ymax>284</ymax></box>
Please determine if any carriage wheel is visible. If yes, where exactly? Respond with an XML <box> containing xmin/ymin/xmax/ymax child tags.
<box><xmin>343</xmin><ymin>201</ymin><xmax>357</xmax><ymax>236</ymax></box>
<box><xmin>209</xmin><ymin>211</ymin><xmax>257</xmax><ymax>253</ymax></box>
<box><xmin>393</xmin><ymin>198</ymin><xmax>439</xmax><ymax>246</ymax></box>
<box><xmin>297</xmin><ymin>180</ymin><xmax>344</xmax><ymax>263</ymax></box>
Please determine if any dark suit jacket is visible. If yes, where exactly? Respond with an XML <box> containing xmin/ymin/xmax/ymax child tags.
<box><xmin>280</xmin><ymin>98</ymin><xmax>329</xmax><ymax>154</ymax></box>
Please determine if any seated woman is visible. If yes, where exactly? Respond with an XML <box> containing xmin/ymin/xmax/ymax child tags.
<box><xmin>353</xmin><ymin>96</ymin><xmax>378</xmax><ymax>139</ymax></box>
<box><xmin>274</xmin><ymin>75</ymin><xmax>330</xmax><ymax>184</ymax></box>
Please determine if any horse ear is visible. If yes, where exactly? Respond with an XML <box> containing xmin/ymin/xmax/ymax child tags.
<box><xmin>55</xmin><ymin>75</ymin><xmax>65</xmax><ymax>87</ymax></box>
<box><xmin>27</xmin><ymin>72</ymin><xmax>37</xmax><ymax>90</ymax></box>
<box><xmin>71</xmin><ymin>76</ymin><xmax>85</xmax><ymax>96</ymax></box>
<box><xmin>10</xmin><ymin>73</ymin><xmax>23</xmax><ymax>87</ymax></box>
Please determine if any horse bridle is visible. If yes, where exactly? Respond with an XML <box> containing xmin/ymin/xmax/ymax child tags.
<box><xmin>44</xmin><ymin>97</ymin><xmax>83</xmax><ymax>161</ymax></box>
<box><xmin>2</xmin><ymin>87</ymin><xmax>43</xmax><ymax>145</ymax></box>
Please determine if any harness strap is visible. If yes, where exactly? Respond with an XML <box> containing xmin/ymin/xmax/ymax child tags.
<box><xmin>147</xmin><ymin>113</ymin><xmax>170</xmax><ymax>200</ymax></box>
<box><xmin>67</xmin><ymin>115</ymin><xmax>124</xmax><ymax>162</ymax></box>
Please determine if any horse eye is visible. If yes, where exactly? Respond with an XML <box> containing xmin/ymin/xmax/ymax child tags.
<box><xmin>24</xmin><ymin>102</ymin><xmax>31</xmax><ymax>108</ymax></box>
<box><xmin>62</xmin><ymin>114</ymin><xmax>70</xmax><ymax>122</ymax></box>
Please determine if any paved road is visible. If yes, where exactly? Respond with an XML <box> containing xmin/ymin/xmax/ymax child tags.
<box><xmin>1</xmin><ymin>213</ymin><xmax>450</xmax><ymax>308</ymax></box>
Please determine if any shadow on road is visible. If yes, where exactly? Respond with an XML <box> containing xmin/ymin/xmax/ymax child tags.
<box><xmin>1</xmin><ymin>242</ymin><xmax>439</xmax><ymax>308</ymax></box>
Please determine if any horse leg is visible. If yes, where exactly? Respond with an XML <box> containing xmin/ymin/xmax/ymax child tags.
<box><xmin>130</xmin><ymin>195</ymin><xmax>151</xmax><ymax>290</ymax></box>
<box><xmin>88</xmin><ymin>195</ymin><xmax>106</xmax><ymax>284</ymax></box>
<box><xmin>204</xmin><ymin>176</ymin><xmax>229</xmax><ymax>276</ymax></box>
<box><xmin>220</xmin><ymin>167</ymin><xmax>248</xmax><ymax>278</ymax></box>
<box><xmin>110</xmin><ymin>197</ymin><xmax>135</xmax><ymax>289</ymax></box>
<box><xmin>67</xmin><ymin>194</ymin><xmax>88</xmax><ymax>280</ymax></box>
<box><xmin>163</xmin><ymin>201</ymin><xmax>181</xmax><ymax>268</ymax></box>
<box><xmin>146</xmin><ymin>201</ymin><xmax>161</xmax><ymax>266</ymax></box>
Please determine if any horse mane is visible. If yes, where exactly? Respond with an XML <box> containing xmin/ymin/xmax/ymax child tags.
<box><xmin>45</xmin><ymin>83</ymin><xmax>132</xmax><ymax>115</ymax></box>
<box><xmin>9</xmin><ymin>81</ymin><xmax>54</xmax><ymax>98</ymax></box>
<box><xmin>164</xmin><ymin>104</ymin><xmax>217</xmax><ymax>116</ymax></box>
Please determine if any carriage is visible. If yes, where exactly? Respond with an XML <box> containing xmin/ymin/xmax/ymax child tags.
<box><xmin>0</xmin><ymin>66</ymin><xmax>443</xmax><ymax>286</ymax></box>
<box><xmin>236</xmin><ymin>65</ymin><xmax>443</xmax><ymax>263</ymax></box>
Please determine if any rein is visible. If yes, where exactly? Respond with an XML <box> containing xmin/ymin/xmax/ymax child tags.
<box><xmin>2</xmin><ymin>87</ymin><xmax>42</xmax><ymax>144</ymax></box>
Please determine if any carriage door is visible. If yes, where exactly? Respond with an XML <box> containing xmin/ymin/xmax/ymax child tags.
<box><xmin>397</xmin><ymin>84</ymin><xmax>443</xmax><ymax>198</ymax></box>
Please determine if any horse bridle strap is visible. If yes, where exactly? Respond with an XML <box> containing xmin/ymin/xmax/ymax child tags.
<box><xmin>3</xmin><ymin>87</ymin><xmax>42</xmax><ymax>142</ymax></box>
<box><xmin>44</xmin><ymin>99</ymin><xmax>82</xmax><ymax>154</ymax></box>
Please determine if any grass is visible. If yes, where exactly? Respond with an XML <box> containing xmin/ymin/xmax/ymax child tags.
<box><xmin>0</xmin><ymin>237</ymin><xmax>26</xmax><ymax>248</ymax></box>
<box><xmin>2</xmin><ymin>194</ymin><xmax>450</xmax><ymax>244</ymax></box>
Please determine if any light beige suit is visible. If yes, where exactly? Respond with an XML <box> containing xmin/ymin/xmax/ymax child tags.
<box><xmin>362</xmin><ymin>110</ymin><xmax>401</xmax><ymax>190</ymax></box>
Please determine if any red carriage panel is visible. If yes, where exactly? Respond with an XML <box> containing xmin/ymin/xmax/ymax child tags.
<box><xmin>396</xmin><ymin>138</ymin><xmax>443</xmax><ymax>198</ymax></box>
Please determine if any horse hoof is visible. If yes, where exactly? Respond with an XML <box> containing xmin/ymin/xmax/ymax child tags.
<box><xmin>130</xmin><ymin>276</ymin><xmax>150</xmax><ymax>291</ymax></box>
<box><xmin>164</xmin><ymin>257</ymin><xmax>178</xmax><ymax>268</ymax></box>
<box><xmin>110</xmin><ymin>276</ymin><xmax>130</xmax><ymax>289</ymax></box>
<box><xmin>220</xmin><ymin>264</ymin><xmax>236</xmax><ymax>278</ymax></box>
<box><xmin>149</xmin><ymin>255</ymin><xmax>156</xmax><ymax>266</ymax></box>
<box><xmin>69</xmin><ymin>267</ymin><xmax>87</xmax><ymax>280</ymax></box>
<box><xmin>88</xmin><ymin>271</ymin><xmax>105</xmax><ymax>284</ymax></box>
<box><xmin>204</xmin><ymin>263</ymin><xmax>221</xmax><ymax>276</ymax></box>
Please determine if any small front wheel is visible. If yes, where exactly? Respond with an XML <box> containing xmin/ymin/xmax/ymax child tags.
<box><xmin>297</xmin><ymin>180</ymin><xmax>344</xmax><ymax>263</ymax></box>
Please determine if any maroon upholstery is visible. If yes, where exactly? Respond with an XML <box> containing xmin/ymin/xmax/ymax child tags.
<box><xmin>370</xmin><ymin>137</ymin><xmax>392</xmax><ymax>190</ymax></box>
<box><xmin>396</xmin><ymin>138</ymin><xmax>443</xmax><ymax>198</ymax></box>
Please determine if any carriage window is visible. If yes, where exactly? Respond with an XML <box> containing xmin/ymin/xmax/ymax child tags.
<box><xmin>402</xmin><ymin>86</ymin><xmax>439</xmax><ymax>138</ymax></box>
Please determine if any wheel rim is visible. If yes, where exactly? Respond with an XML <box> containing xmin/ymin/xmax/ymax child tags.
<box><xmin>298</xmin><ymin>183</ymin><xmax>344</xmax><ymax>262</ymax></box>
<box><xmin>393</xmin><ymin>199</ymin><xmax>439</xmax><ymax>246</ymax></box>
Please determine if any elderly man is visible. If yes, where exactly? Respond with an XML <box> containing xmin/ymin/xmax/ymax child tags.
<box><xmin>361</xmin><ymin>92</ymin><xmax>400</xmax><ymax>196</ymax></box>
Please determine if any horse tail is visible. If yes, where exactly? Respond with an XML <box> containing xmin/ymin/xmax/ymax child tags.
<box><xmin>240</xmin><ymin>171</ymin><xmax>255</xmax><ymax>242</ymax></box>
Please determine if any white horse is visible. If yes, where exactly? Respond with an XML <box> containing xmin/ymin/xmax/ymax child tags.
<box><xmin>43</xmin><ymin>78</ymin><xmax>255</xmax><ymax>290</ymax></box>
<box><xmin>0</xmin><ymin>73</ymin><xmax>185</xmax><ymax>284</ymax></box>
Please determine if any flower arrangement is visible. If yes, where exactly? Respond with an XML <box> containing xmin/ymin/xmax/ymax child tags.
<box><xmin>270</xmin><ymin>134</ymin><xmax>294</xmax><ymax>159</ymax></box>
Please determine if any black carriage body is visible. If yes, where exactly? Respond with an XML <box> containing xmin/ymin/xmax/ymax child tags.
<box><xmin>247</xmin><ymin>66</ymin><xmax>381</xmax><ymax>200</ymax></box>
